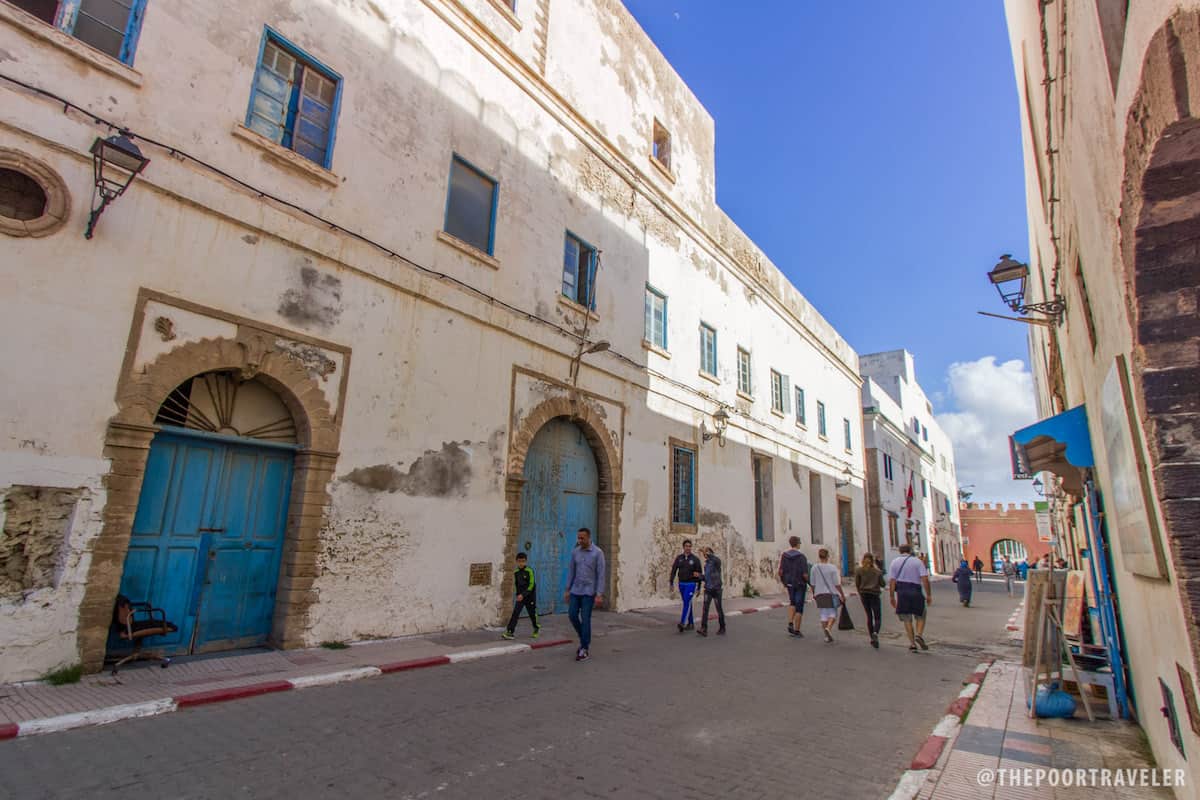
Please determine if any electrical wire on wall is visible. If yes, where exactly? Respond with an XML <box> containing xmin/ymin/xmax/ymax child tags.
<box><xmin>0</xmin><ymin>70</ymin><xmax>855</xmax><ymax>473</ymax></box>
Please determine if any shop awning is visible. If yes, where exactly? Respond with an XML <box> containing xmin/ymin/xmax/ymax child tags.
<box><xmin>1010</xmin><ymin>405</ymin><xmax>1094</xmax><ymax>494</ymax></box>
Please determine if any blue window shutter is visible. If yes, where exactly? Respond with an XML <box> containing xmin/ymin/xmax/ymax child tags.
<box><xmin>248</xmin><ymin>42</ymin><xmax>295</xmax><ymax>145</ymax></box>
<box><xmin>293</xmin><ymin>68</ymin><xmax>335</xmax><ymax>166</ymax></box>
<box><xmin>563</xmin><ymin>236</ymin><xmax>579</xmax><ymax>299</ymax></box>
<box><xmin>586</xmin><ymin>249</ymin><xmax>597</xmax><ymax>309</ymax></box>
<box><xmin>644</xmin><ymin>289</ymin><xmax>652</xmax><ymax>342</ymax></box>
<box><xmin>56</xmin><ymin>0</ymin><xmax>81</xmax><ymax>32</ymax></box>
<box><xmin>782</xmin><ymin>375</ymin><xmax>791</xmax><ymax>415</ymax></box>
<box><xmin>119</xmin><ymin>0</ymin><xmax>148</xmax><ymax>65</ymax></box>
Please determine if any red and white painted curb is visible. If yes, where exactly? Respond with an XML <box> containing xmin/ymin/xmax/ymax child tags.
<box><xmin>0</xmin><ymin>638</ymin><xmax>574</xmax><ymax>741</ymax></box>
<box><xmin>886</xmin><ymin>660</ymin><xmax>993</xmax><ymax>800</ymax></box>
<box><xmin>0</xmin><ymin>602</ymin><xmax>788</xmax><ymax>742</ymax></box>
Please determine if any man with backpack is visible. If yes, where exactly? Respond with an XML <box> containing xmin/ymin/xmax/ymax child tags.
<box><xmin>778</xmin><ymin>536</ymin><xmax>810</xmax><ymax>637</ymax></box>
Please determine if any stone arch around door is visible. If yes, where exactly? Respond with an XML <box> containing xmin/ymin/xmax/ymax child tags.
<box><xmin>503</xmin><ymin>396</ymin><xmax>623</xmax><ymax>614</ymax></box>
<box><xmin>1119</xmin><ymin>8</ymin><xmax>1200</xmax><ymax>681</ymax></box>
<box><xmin>76</xmin><ymin>335</ymin><xmax>341</xmax><ymax>672</ymax></box>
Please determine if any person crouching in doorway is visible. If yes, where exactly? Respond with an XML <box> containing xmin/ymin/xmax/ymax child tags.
<box><xmin>696</xmin><ymin>546</ymin><xmax>725</xmax><ymax>636</ymax></box>
<box><xmin>809</xmin><ymin>548</ymin><xmax>845</xmax><ymax>643</ymax></box>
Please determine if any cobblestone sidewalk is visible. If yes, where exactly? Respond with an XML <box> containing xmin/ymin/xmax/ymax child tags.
<box><xmin>919</xmin><ymin>661</ymin><xmax>1172</xmax><ymax>799</ymax></box>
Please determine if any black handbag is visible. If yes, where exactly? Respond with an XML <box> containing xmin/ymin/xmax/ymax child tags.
<box><xmin>837</xmin><ymin>603</ymin><xmax>855</xmax><ymax>631</ymax></box>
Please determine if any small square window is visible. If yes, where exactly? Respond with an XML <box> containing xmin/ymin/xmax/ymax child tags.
<box><xmin>817</xmin><ymin>401</ymin><xmax>827</xmax><ymax>438</ymax></box>
<box><xmin>652</xmin><ymin>119</ymin><xmax>671</xmax><ymax>172</ymax></box>
<box><xmin>13</xmin><ymin>0</ymin><xmax>150</xmax><ymax>64</ymax></box>
<box><xmin>699</xmin><ymin>323</ymin><xmax>717</xmax><ymax>376</ymax></box>
<box><xmin>444</xmin><ymin>156</ymin><xmax>499</xmax><ymax>255</ymax></box>
<box><xmin>247</xmin><ymin>31</ymin><xmax>342</xmax><ymax>169</ymax></box>
<box><xmin>562</xmin><ymin>232</ymin><xmax>597</xmax><ymax>308</ymax></box>
<box><xmin>644</xmin><ymin>286</ymin><xmax>667</xmax><ymax>349</ymax></box>
<box><xmin>737</xmin><ymin>347</ymin><xmax>752</xmax><ymax>396</ymax></box>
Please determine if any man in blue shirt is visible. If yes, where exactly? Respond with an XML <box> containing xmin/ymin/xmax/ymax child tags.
<box><xmin>563</xmin><ymin>527</ymin><xmax>606</xmax><ymax>662</ymax></box>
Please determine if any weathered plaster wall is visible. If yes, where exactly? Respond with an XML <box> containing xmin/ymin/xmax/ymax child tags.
<box><xmin>0</xmin><ymin>0</ymin><xmax>866</xmax><ymax>679</ymax></box>
<box><xmin>1005</xmin><ymin>0</ymin><xmax>1200</xmax><ymax>787</ymax></box>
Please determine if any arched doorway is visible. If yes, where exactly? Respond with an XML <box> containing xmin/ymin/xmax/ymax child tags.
<box><xmin>991</xmin><ymin>539</ymin><xmax>1027</xmax><ymax>572</ymax></box>
<box><xmin>114</xmin><ymin>370</ymin><xmax>298</xmax><ymax>655</ymax></box>
<box><xmin>519</xmin><ymin>418</ymin><xmax>599</xmax><ymax>614</ymax></box>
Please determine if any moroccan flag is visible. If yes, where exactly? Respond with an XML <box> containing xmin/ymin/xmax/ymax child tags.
<box><xmin>906</xmin><ymin>474</ymin><xmax>914</xmax><ymax>518</ymax></box>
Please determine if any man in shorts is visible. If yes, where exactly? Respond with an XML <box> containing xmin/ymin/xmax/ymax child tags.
<box><xmin>888</xmin><ymin>543</ymin><xmax>932</xmax><ymax>652</ymax></box>
<box><xmin>778</xmin><ymin>536</ymin><xmax>810</xmax><ymax>637</ymax></box>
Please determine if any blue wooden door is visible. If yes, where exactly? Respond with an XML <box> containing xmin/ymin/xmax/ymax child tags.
<box><xmin>117</xmin><ymin>430</ymin><xmax>293</xmax><ymax>656</ymax></box>
<box><xmin>520</xmin><ymin>419</ymin><xmax>598</xmax><ymax>614</ymax></box>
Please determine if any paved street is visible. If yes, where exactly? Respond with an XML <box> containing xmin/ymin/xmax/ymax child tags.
<box><xmin>0</xmin><ymin>579</ymin><xmax>1017</xmax><ymax>800</ymax></box>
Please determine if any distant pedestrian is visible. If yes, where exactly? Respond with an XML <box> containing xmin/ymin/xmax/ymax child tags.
<box><xmin>810</xmin><ymin>548</ymin><xmax>845</xmax><ymax>644</ymax></box>
<box><xmin>696</xmin><ymin>546</ymin><xmax>725</xmax><ymax>637</ymax></box>
<box><xmin>853</xmin><ymin>553</ymin><xmax>885</xmax><ymax>648</ymax></box>
<box><xmin>501</xmin><ymin>552</ymin><xmax>540</xmax><ymax>640</ymax></box>
<box><xmin>1018</xmin><ymin>560</ymin><xmax>1029</xmax><ymax>581</ymax></box>
<box><xmin>1001</xmin><ymin>556</ymin><xmax>1016</xmax><ymax>596</ymax></box>
<box><xmin>952</xmin><ymin>559</ymin><xmax>973</xmax><ymax>608</ymax></box>
<box><xmin>778</xmin><ymin>536</ymin><xmax>810</xmax><ymax>638</ymax></box>
<box><xmin>1055</xmin><ymin>557</ymin><xmax>1068</xmax><ymax>569</ymax></box>
<box><xmin>1039</xmin><ymin>554</ymin><xmax>1052</xmax><ymax>570</ymax></box>
<box><xmin>669</xmin><ymin>539</ymin><xmax>704</xmax><ymax>633</ymax></box>
<box><xmin>972</xmin><ymin>556</ymin><xmax>984</xmax><ymax>583</ymax></box>
<box><xmin>563</xmin><ymin>528</ymin><xmax>606</xmax><ymax>662</ymax></box>
<box><xmin>888</xmin><ymin>543</ymin><xmax>932</xmax><ymax>653</ymax></box>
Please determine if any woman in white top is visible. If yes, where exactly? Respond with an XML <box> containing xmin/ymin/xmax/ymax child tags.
<box><xmin>809</xmin><ymin>548</ymin><xmax>845</xmax><ymax>643</ymax></box>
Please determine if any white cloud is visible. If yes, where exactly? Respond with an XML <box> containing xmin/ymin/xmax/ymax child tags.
<box><xmin>936</xmin><ymin>356</ymin><xmax>1039</xmax><ymax>504</ymax></box>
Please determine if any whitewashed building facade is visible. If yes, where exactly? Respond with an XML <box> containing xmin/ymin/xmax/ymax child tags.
<box><xmin>860</xmin><ymin>350</ymin><xmax>960</xmax><ymax>573</ymax></box>
<box><xmin>0</xmin><ymin>0</ymin><xmax>868</xmax><ymax>682</ymax></box>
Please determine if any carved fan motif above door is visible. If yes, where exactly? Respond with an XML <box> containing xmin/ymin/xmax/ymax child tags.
<box><xmin>154</xmin><ymin>370</ymin><xmax>298</xmax><ymax>443</ymax></box>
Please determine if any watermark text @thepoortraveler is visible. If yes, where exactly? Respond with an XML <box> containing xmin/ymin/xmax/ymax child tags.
<box><xmin>977</xmin><ymin>768</ymin><xmax>1186</xmax><ymax>789</ymax></box>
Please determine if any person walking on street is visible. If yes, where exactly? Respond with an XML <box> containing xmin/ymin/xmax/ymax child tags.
<box><xmin>888</xmin><ymin>543</ymin><xmax>933</xmax><ymax>652</ymax></box>
<box><xmin>853</xmin><ymin>553</ymin><xmax>885</xmax><ymax>648</ymax></box>
<box><xmin>563</xmin><ymin>528</ymin><xmax>606</xmax><ymax>662</ymax></box>
<box><xmin>669</xmin><ymin>539</ymin><xmax>704</xmax><ymax>632</ymax></box>
<box><xmin>501</xmin><ymin>552</ymin><xmax>539</xmax><ymax>640</ymax></box>
<box><xmin>1002</xmin><ymin>556</ymin><xmax>1016</xmax><ymax>596</ymax></box>
<box><xmin>952</xmin><ymin>559</ymin><xmax>974</xmax><ymax>608</ymax></box>
<box><xmin>810</xmin><ymin>548</ymin><xmax>845</xmax><ymax>644</ymax></box>
<box><xmin>972</xmin><ymin>556</ymin><xmax>984</xmax><ymax>584</ymax></box>
<box><xmin>778</xmin><ymin>536</ymin><xmax>810</xmax><ymax>637</ymax></box>
<box><xmin>696</xmin><ymin>546</ymin><xmax>725</xmax><ymax>637</ymax></box>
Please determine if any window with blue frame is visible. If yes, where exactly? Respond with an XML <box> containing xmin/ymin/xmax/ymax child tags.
<box><xmin>795</xmin><ymin>386</ymin><xmax>806</xmax><ymax>425</ymax></box>
<box><xmin>770</xmin><ymin>370</ymin><xmax>791</xmax><ymax>415</ymax></box>
<box><xmin>737</xmin><ymin>347</ymin><xmax>752</xmax><ymax>395</ymax></box>
<box><xmin>671</xmin><ymin>443</ymin><xmax>696</xmax><ymax>526</ymax></box>
<box><xmin>562</xmin><ymin>232</ymin><xmax>596</xmax><ymax>308</ymax></box>
<box><xmin>843</xmin><ymin>418</ymin><xmax>852</xmax><ymax>451</ymax></box>
<box><xmin>944</xmin><ymin>497</ymin><xmax>951</xmax><ymax>513</ymax></box>
<box><xmin>817</xmin><ymin>401</ymin><xmax>827</xmax><ymax>438</ymax></box>
<box><xmin>644</xmin><ymin>286</ymin><xmax>667</xmax><ymax>349</ymax></box>
<box><xmin>246</xmin><ymin>30</ymin><xmax>341</xmax><ymax>169</ymax></box>
<box><xmin>444</xmin><ymin>156</ymin><xmax>498</xmax><ymax>255</ymax></box>
<box><xmin>11</xmin><ymin>0</ymin><xmax>148</xmax><ymax>64</ymax></box>
<box><xmin>699</xmin><ymin>323</ymin><xmax>717</xmax><ymax>376</ymax></box>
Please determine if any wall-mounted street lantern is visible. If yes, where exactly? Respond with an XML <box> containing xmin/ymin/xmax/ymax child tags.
<box><xmin>983</xmin><ymin>254</ymin><xmax>1066</xmax><ymax>324</ymax></box>
<box><xmin>568</xmin><ymin>339</ymin><xmax>609</xmax><ymax>385</ymax></box>
<box><xmin>834</xmin><ymin>465</ymin><xmax>853</xmax><ymax>489</ymax></box>
<box><xmin>701</xmin><ymin>405</ymin><xmax>729</xmax><ymax>447</ymax></box>
<box><xmin>1032</xmin><ymin>476</ymin><xmax>1045</xmax><ymax>497</ymax></box>
<box><xmin>85</xmin><ymin>133</ymin><xmax>149</xmax><ymax>239</ymax></box>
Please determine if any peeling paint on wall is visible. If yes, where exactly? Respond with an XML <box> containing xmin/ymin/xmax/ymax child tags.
<box><xmin>278</xmin><ymin>262</ymin><xmax>343</xmax><ymax>330</ymax></box>
<box><xmin>341</xmin><ymin>441</ymin><xmax>472</xmax><ymax>497</ymax></box>
<box><xmin>0</xmin><ymin>486</ymin><xmax>81</xmax><ymax>600</ymax></box>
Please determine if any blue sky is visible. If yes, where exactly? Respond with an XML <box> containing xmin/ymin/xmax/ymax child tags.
<box><xmin>622</xmin><ymin>1</ymin><xmax>1038</xmax><ymax>502</ymax></box>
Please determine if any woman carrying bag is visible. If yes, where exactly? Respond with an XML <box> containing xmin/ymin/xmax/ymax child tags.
<box><xmin>810</xmin><ymin>548</ymin><xmax>845</xmax><ymax>643</ymax></box>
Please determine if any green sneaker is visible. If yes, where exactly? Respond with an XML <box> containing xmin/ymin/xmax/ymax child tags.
<box><xmin>501</xmin><ymin>631</ymin><xmax>514</xmax><ymax>640</ymax></box>
<box><xmin>531</xmin><ymin>629</ymin><xmax>540</xmax><ymax>640</ymax></box>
